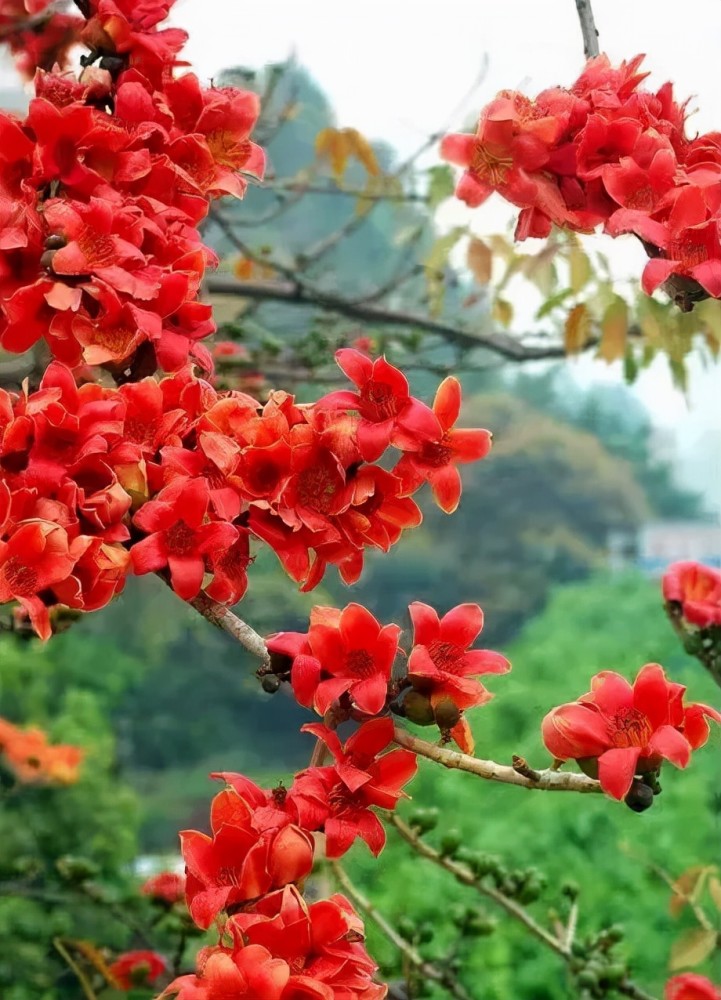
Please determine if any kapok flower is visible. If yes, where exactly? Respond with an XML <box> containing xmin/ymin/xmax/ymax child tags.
<box><xmin>663</xmin><ymin>561</ymin><xmax>721</xmax><ymax>628</ymax></box>
<box><xmin>181</xmin><ymin>787</ymin><xmax>314</xmax><ymax>929</ymax></box>
<box><xmin>141</xmin><ymin>870</ymin><xmax>186</xmax><ymax>906</ymax></box>
<box><xmin>279</xmin><ymin>603</ymin><xmax>402</xmax><ymax>717</ymax></box>
<box><xmin>665</xmin><ymin>975</ymin><xmax>721</xmax><ymax>1000</ymax></box>
<box><xmin>108</xmin><ymin>950</ymin><xmax>167</xmax><ymax>991</ymax></box>
<box><xmin>542</xmin><ymin>664</ymin><xmax>721</xmax><ymax>799</ymax></box>
<box><xmin>131</xmin><ymin>477</ymin><xmax>237</xmax><ymax>600</ymax></box>
<box><xmin>318</xmin><ymin>349</ymin><xmax>441</xmax><ymax>461</ymax></box>
<box><xmin>393</xmin><ymin>377</ymin><xmax>492</xmax><ymax>514</ymax></box>
<box><xmin>290</xmin><ymin>719</ymin><xmax>416</xmax><ymax>859</ymax></box>
<box><xmin>408</xmin><ymin>601</ymin><xmax>510</xmax><ymax>710</ymax></box>
<box><xmin>160</xmin><ymin>944</ymin><xmax>289</xmax><ymax>1000</ymax></box>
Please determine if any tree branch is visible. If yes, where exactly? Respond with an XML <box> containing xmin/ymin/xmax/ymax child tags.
<box><xmin>187</xmin><ymin>589</ymin><xmax>270</xmax><ymax>667</ymax></box>
<box><xmin>574</xmin><ymin>0</ymin><xmax>600</xmax><ymax>58</ymax></box>
<box><xmin>331</xmin><ymin>860</ymin><xmax>475</xmax><ymax>1000</ymax></box>
<box><xmin>205</xmin><ymin>276</ymin><xmax>575</xmax><ymax>361</ymax></box>
<box><xmin>389</xmin><ymin>815</ymin><xmax>658</xmax><ymax>1000</ymax></box>
<box><xmin>393</xmin><ymin>727</ymin><xmax>603</xmax><ymax>793</ymax></box>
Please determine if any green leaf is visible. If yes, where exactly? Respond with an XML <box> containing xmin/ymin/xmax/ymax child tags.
<box><xmin>536</xmin><ymin>288</ymin><xmax>573</xmax><ymax>320</ymax></box>
<box><xmin>427</xmin><ymin>165</ymin><xmax>455</xmax><ymax>209</ymax></box>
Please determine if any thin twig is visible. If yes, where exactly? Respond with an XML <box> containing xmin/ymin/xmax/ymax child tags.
<box><xmin>52</xmin><ymin>939</ymin><xmax>98</xmax><ymax>1000</ymax></box>
<box><xmin>157</xmin><ymin>572</ymin><xmax>270</xmax><ymax>667</ymax></box>
<box><xmin>331</xmin><ymin>860</ymin><xmax>474</xmax><ymax>1000</ymax></box>
<box><xmin>389</xmin><ymin>816</ymin><xmax>658</xmax><ymax>1000</ymax></box>
<box><xmin>206</xmin><ymin>276</ymin><xmax>582</xmax><ymax>361</ymax></box>
<box><xmin>393</xmin><ymin>727</ymin><xmax>603</xmax><ymax>794</ymax></box>
<box><xmin>574</xmin><ymin>0</ymin><xmax>600</xmax><ymax>58</ymax></box>
<box><xmin>564</xmin><ymin>899</ymin><xmax>579</xmax><ymax>951</ymax></box>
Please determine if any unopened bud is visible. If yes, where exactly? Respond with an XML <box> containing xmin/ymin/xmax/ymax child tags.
<box><xmin>433</xmin><ymin>697</ymin><xmax>461</xmax><ymax>730</ymax></box>
<box><xmin>261</xmin><ymin>674</ymin><xmax>281</xmax><ymax>694</ymax></box>
<box><xmin>624</xmin><ymin>778</ymin><xmax>654</xmax><ymax>813</ymax></box>
<box><xmin>402</xmin><ymin>691</ymin><xmax>435</xmax><ymax>726</ymax></box>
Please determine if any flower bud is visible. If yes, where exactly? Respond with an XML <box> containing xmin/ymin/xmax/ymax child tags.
<box><xmin>261</xmin><ymin>674</ymin><xmax>281</xmax><ymax>694</ymax></box>
<box><xmin>402</xmin><ymin>691</ymin><xmax>435</xmax><ymax>726</ymax></box>
<box><xmin>433</xmin><ymin>697</ymin><xmax>461</xmax><ymax>730</ymax></box>
<box><xmin>624</xmin><ymin>778</ymin><xmax>654</xmax><ymax>812</ymax></box>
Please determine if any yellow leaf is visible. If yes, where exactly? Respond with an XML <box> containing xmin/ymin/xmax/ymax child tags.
<box><xmin>346</xmin><ymin>128</ymin><xmax>380</xmax><ymax>177</ymax></box>
<box><xmin>315</xmin><ymin>127</ymin><xmax>353</xmax><ymax>181</ymax></box>
<box><xmin>467</xmin><ymin>238</ymin><xmax>493</xmax><ymax>285</ymax></box>
<box><xmin>669</xmin><ymin>928</ymin><xmax>717</xmax><ymax>971</ymax></box>
<box><xmin>233</xmin><ymin>257</ymin><xmax>254</xmax><ymax>280</ymax></box>
<box><xmin>569</xmin><ymin>247</ymin><xmax>592</xmax><ymax>293</ymax></box>
<box><xmin>708</xmin><ymin>876</ymin><xmax>721</xmax><ymax>912</ymax></box>
<box><xmin>564</xmin><ymin>303</ymin><xmax>591</xmax><ymax>354</ymax></box>
<box><xmin>597</xmin><ymin>297</ymin><xmax>628</xmax><ymax>362</ymax></box>
<box><xmin>493</xmin><ymin>298</ymin><xmax>513</xmax><ymax>328</ymax></box>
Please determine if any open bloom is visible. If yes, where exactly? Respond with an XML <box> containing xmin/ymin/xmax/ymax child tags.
<box><xmin>272</xmin><ymin>603</ymin><xmax>402</xmax><ymax>717</ymax></box>
<box><xmin>542</xmin><ymin>664</ymin><xmax>721</xmax><ymax>799</ymax></box>
<box><xmin>407</xmin><ymin>602</ymin><xmax>510</xmax><ymax>710</ymax></box>
<box><xmin>663</xmin><ymin>561</ymin><xmax>721</xmax><ymax>627</ymax></box>
<box><xmin>393</xmin><ymin>377</ymin><xmax>491</xmax><ymax>514</ymax></box>
<box><xmin>665</xmin><ymin>975</ymin><xmax>721</xmax><ymax>1000</ymax></box>
<box><xmin>141</xmin><ymin>871</ymin><xmax>186</xmax><ymax>905</ymax></box>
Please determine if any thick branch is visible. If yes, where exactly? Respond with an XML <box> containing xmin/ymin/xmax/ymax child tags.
<box><xmin>331</xmin><ymin>861</ymin><xmax>474</xmax><ymax>1000</ymax></box>
<box><xmin>205</xmin><ymin>276</ymin><xmax>573</xmax><ymax>361</ymax></box>
<box><xmin>187</xmin><ymin>590</ymin><xmax>270</xmax><ymax>667</ymax></box>
<box><xmin>393</xmin><ymin>727</ymin><xmax>602</xmax><ymax>793</ymax></box>
<box><xmin>574</xmin><ymin>0</ymin><xmax>600</xmax><ymax>58</ymax></box>
<box><xmin>390</xmin><ymin>815</ymin><xmax>658</xmax><ymax>1000</ymax></box>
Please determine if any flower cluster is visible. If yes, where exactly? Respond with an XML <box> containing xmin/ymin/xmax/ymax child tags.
<box><xmin>0</xmin><ymin>1</ymin><xmax>82</xmax><ymax>80</ymax></box>
<box><xmin>0</xmin><ymin>352</ymin><xmax>489</xmax><ymax>639</ymax></box>
<box><xmin>0</xmin><ymin>0</ymin><xmax>262</xmax><ymax>373</ymax></box>
<box><xmin>0</xmin><ymin>714</ymin><xmax>83</xmax><ymax>784</ymax></box>
<box><xmin>268</xmin><ymin>600</ymin><xmax>510</xmax><ymax>753</ymax></box>
<box><xmin>663</xmin><ymin>561</ymin><xmax>721</xmax><ymax>628</ymax></box>
<box><xmin>442</xmin><ymin>54</ymin><xmax>721</xmax><ymax>302</ymax></box>
<box><xmin>542</xmin><ymin>663</ymin><xmax>720</xmax><ymax>802</ymax></box>
<box><xmin>163</xmin><ymin>718</ymin><xmax>411</xmax><ymax>997</ymax></box>
<box><xmin>666</xmin><ymin>975</ymin><xmax>721</xmax><ymax>1000</ymax></box>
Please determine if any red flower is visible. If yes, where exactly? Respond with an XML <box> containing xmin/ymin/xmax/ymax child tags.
<box><xmin>181</xmin><ymin>787</ymin><xmax>314</xmax><ymax>929</ymax></box>
<box><xmin>318</xmin><ymin>349</ymin><xmax>441</xmax><ymax>462</ymax></box>
<box><xmin>542</xmin><ymin>664</ymin><xmax>721</xmax><ymax>799</ymax></box>
<box><xmin>141</xmin><ymin>870</ymin><xmax>186</xmax><ymax>905</ymax></box>
<box><xmin>131</xmin><ymin>478</ymin><xmax>237</xmax><ymax>601</ymax></box>
<box><xmin>160</xmin><ymin>944</ymin><xmax>289</xmax><ymax>1000</ymax></box>
<box><xmin>407</xmin><ymin>602</ymin><xmax>510</xmax><ymax>710</ymax></box>
<box><xmin>285</xmin><ymin>603</ymin><xmax>402</xmax><ymax>716</ymax></box>
<box><xmin>393</xmin><ymin>377</ymin><xmax>491</xmax><ymax>513</ymax></box>
<box><xmin>665</xmin><ymin>975</ymin><xmax>721</xmax><ymax>1000</ymax></box>
<box><xmin>0</xmin><ymin>521</ymin><xmax>78</xmax><ymax>640</ymax></box>
<box><xmin>109</xmin><ymin>950</ymin><xmax>167</xmax><ymax>990</ymax></box>
<box><xmin>663</xmin><ymin>561</ymin><xmax>721</xmax><ymax>627</ymax></box>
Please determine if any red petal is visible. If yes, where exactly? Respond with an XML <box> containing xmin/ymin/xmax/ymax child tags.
<box><xmin>440</xmin><ymin>603</ymin><xmax>483</xmax><ymax>647</ymax></box>
<box><xmin>541</xmin><ymin>703</ymin><xmax>610</xmax><ymax>760</ymax></box>
<box><xmin>429</xmin><ymin>465</ymin><xmax>462</xmax><ymax>513</ymax></box>
<box><xmin>168</xmin><ymin>554</ymin><xmax>205</xmax><ymax>601</ymax></box>
<box><xmin>632</xmin><ymin>663</ymin><xmax>670</xmax><ymax>729</ymax></box>
<box><xmin>290</xmin><ymin>655</ymin><xmax>321</xmax><ymax>709</ymax></box>
<box><xmin>598</xmin><ymin>746</ymin><xmax>641</xmax><ymax>800</ymax></box>
<box><xmin>432</xmin><ymin>377</ymin><xmax>461</xmax><ymax>430</ymax></box>
<box><xmin>439</xmin><ymin>133</ymin><xmax>475</xmax><ymax>167</ymax></box>
<box><xmin>647</xmin><ymin>725</ymin><xmax>691</xmax><ymax>768</ymax></box>
<box><xmin>409</xmin><ymin>601</ymin><xmax>440</xmax><ymax>647</ymax></box>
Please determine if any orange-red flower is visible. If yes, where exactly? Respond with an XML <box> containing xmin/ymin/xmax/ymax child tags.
<box><xmin>542</xmin><ymin>664</ymin><xmax>721</xmax><ymax>799</ymax></box>
<box><xmin>663</xmin><ymin>561</ymin><xmax>721</xmax><ymax>628</ymax></box>
<box><xmin>141</xmin><ymin>870</ymin><xmax>186</xmax><ymax>906</ymax></box>
<box><xmin>108</xmin><ymin>950</ymin><xmax>167</xmax><ymax>991</ymax></box>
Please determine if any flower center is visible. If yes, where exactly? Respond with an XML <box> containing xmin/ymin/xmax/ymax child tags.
<box><xmin>345</xmin><ymin>648</ymin><xmax>375</xmax><ymax>678</ymax></box>
<box><xmin>4</xmin><ymin>558</ymin><xmax>38</xmax><ymax>596</ymax></box>
<box><xmin>360</xmin><ymin>380</ymin><xmax>400</xmax><ymax>420</ymax></box>
<box><xmin>297</xmin><ymin>466</ymin><xmax>337</xmax><ymax>513</ymax></box>
<box><xmin>206</xmin><ymin>131</ymin><xmax>252</xmax><ymax>169</ymax></box>
<box><xmin>609</xmin><ymin>708</ymin><xmax>652</xmax><ymax>748</ymax></box>
<box><xmin>624</xmin><ymin>184</ymin><xmax>655</xmax><ymax>210</ymax></box>
<box><xmin>216</xmin><ymin>865</ymin><xmax>241</xmax><ymax>888</ymax></box>
<box><xmin>427</xmin><ymin>638</ymin><xmax>465</xmax><ymax>674</ymax></box>
<box><xmin>77</xmin><ymin>227</ymin><xmax>116</xmax><ymax>269</ymax></box>
<box><xmin>668</xmin><ymin>237</ymin><xmax>708</xmax><ymax>267</ymax></box>
<box><xmin>419</xmin><ymin>437</ymin><xmax>452</xmax><ymax>468</ymax></box>
<box><xmin>164</xmin><ymin>521</ymin><xmax>196</xmax><ymax>555</ymax></box>
<box><xmin>471</xmin><ymin>143</ymin><xmax>513</xmax><ymax>185</ymax></box>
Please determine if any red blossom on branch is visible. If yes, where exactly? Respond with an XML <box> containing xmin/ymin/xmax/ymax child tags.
<box><xmin>663</xmin><ymin>561</ymin><xmax>721</xmax><ymax>628</ymax></box>
<box><xmin>542</xmin><ymin>663</ymin><xmax>721</xmax><ymax>799</ymax></box>
<box><xmin>109</xmin><ymin>949</ymin><xmax>167</xmax><ymax>991</ymax></box>
<box><xmin>665</xmin><ymin>975</ymin><xmax>721</xmax><ymax>1000</ymax></box>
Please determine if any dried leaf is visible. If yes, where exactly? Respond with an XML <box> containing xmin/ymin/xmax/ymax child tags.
<box><xmin>467</xmin><ymin>238</ymin><xmax>493</xmax><ymax>285</ymax></box>
<box><xmin>569</xmin><ymin>247</ymin><xmax>592</xmax><ymax>293</ymax></box>
<box><xmin>493</xmin><ymin>298</ymin><xmax>513</xmax><ymax>328</ymax></box>
<box><xmin>669</xmin><ymin>928</ymin><xmax>717</xmax><ymax>970</ymax></box>
<box><xmin>597</xmin><ymin>297</ymin><xmax>628</xmax><ymax>362</ymax></box>
<box><xmin>669</xmin><ymin>866</ymin><xmax>715</xmax><ymax>918</ymax></box>
<box><xmin>315</xmin><ymin>127</ymin><xmax>352</xmax><ymax>180</ymax></box>
<box><xmin>346</xmin><ymin>128</ymin><xmax>380</xmax><ymax>177</ymax></box>
<box><xmin>233</xmin><ymin>257</ymin><xmax>254</xmax><ymax>281</ymax></box>
<box><xmin>564</xmin><ymin>303</ymin><xmax>591</xmax><ymax>354</ymax></box>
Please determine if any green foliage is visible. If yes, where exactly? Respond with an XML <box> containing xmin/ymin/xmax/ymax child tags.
<box><xmin>347</xmin><ymin>573</ymin><xmax>721</xmax><ymax>998</ymax></box>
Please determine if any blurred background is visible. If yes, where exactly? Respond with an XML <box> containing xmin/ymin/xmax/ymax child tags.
<box><xmin>0</xmin><ymin>2</ymin><xmax>719</xmax><ymax>997</ymax></box>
